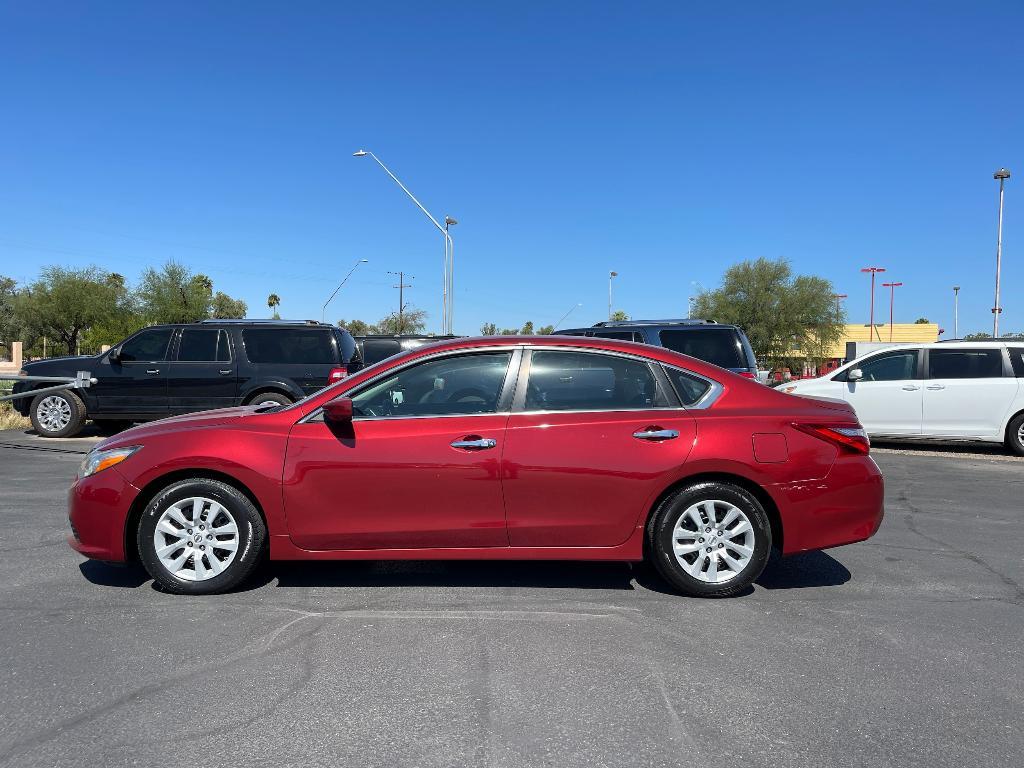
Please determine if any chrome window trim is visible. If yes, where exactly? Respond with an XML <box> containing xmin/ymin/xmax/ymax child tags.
<box><xmin>661</xmin><ymin>364</ymin><xmax>723</xmax><ymax>410</ymax></box>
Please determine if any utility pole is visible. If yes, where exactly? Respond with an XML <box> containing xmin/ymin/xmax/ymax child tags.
<box><xmin>993</xmin><ymin>168</ymin><xmax>1011</xmax><ymax>337</ymax></box>
<box><xmin>832</xmin><ymin>293</ymin><xmax>848</xmax><ymax>323</ymax></box>
<box><xmin>388</xmin><ymin>271</ymin><xmax>414</xmax><ymax>334</ymax></box>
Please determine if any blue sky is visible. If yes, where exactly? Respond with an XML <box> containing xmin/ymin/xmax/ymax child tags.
<box><xmin>1</xmin><ymin>1</ymin><xmax>1021</xmax><ymax>336</ymax></box>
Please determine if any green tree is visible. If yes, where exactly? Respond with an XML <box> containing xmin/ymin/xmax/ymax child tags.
<box><xmin>963</xmin><ymin>332</ymin><xmax>993</xmax><ymax>340</ymax></box>
<box><xmin>267</xmin><ymin>293</ymin><xmax>281</xmax><ymax>319</ymax></box>
<box><xmin>138</xmin><ymin>261</ymin><xmax>213</xmax><ymax>323</ymax></box>
<box><xmin>80</xmin><ymin>273</ymin><xmax>144</xmax><ymax>352</ymax></box>
<box><xmin>692</xmin><ymin>257</ymin><xmax>843</xmax><ymax>370</ymax></box>
<box><xmin>338</xmin><ymin>319</ymin><xmax>378</xmax><ymax>335</ymax></box>
<box><xmin>537</xmin><ymin>324</ymin><xmax>555</xmax><ymax>335</ymax></box>
<box><xmin>376</xmin><ymin>307</ymin><xmax>428</xmax><ymax>335</ymax></box>
<box><xmin>211</xmin><ymin>291</ymin><xmax>247</xmax><ymax>319</ymax></box>
<box><xmin>610</xmin><ymin>310</ymin><xmax>629</xmax><ymax>321</ymax></box>
<box><xmin>13</xmin><ymin>266</ymin><xmax>122</xmax><ymax>355</ymax></box>
<box><xmin>521</xmin><ymin>321</ymin><xmax>535</xmax><ymax>334</ymax></box>
<box><xmin>480</xmin><ymin>322</ymin><xmax>499</xmax><ymax>335</ymax></box>
<box><xmin>915</xmin><ymin>317</ymin><xmax>930</xmax><ymax>324</ymax></box>
<box><xmin>0</xmin><ymin>276</ymin><xmax>16</xmax><ymax>350</ymax></box>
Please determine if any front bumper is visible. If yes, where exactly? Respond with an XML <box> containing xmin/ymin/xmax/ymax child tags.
<box><xmin>67</xmin><ymin>469</ymin><xmax>141</xmax><ymax>562</ymax></box>
<box><xmin>771</xmin><ymin>455</ymin><xmax>885</xmax><ymax>555</ymax></box>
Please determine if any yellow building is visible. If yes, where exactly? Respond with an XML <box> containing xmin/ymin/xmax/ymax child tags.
<box><xmin>823</xmin><ymin>323</ymin><xmax>940</xmax><ymax>359</ymax></box>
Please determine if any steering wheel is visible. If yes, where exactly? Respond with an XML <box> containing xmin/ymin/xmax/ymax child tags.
<box><xmin>446</xmin><ymin>388</ymin><xmax>489</xmax><ymax>405</ymax></box>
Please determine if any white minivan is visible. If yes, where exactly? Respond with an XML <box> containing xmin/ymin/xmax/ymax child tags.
<box><xmin>782</xmin><ymin>341</ymin><xmax>1024</xmax><ymax>454</ymax></box>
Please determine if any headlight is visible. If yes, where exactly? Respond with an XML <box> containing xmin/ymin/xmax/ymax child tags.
<box><xmin>79</xmin><ymin>446</ymin><xmax>141</xmax><ymax>478</ymax></box>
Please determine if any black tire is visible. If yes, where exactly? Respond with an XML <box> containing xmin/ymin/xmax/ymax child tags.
<box><xmin>246</xmin><ymin>391</ymin><xmax>292</xmax><ymax>408</ymax></box>
<box><xmin>93</xmin><ymin>419</ymin><xmax>134</xmax><ymax>435</ymax></box>
<box><xmin>137</xmin><ymin>478</ymin><xmax>267</xmax><ymax>595</ymax></box>
<box><xmin>647</xmin><ymin>481</ymin><xmax>772</xmax><ymax>598</ymax></box>
<box><xmin>1006</xmin><ymin>413</ymin><xmax>1024</xmax><ymax>456</ymax></box>
<box><xmin>29</xmin><ymin>389</ymin><xmax>87</xmax><ymax>438</ymax></box>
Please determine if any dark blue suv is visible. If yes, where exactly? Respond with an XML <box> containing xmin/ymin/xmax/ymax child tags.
<box><xmin>554</xmin><ymin>319</ymin><xmax>760</xmax><ymax>379</ymax></box>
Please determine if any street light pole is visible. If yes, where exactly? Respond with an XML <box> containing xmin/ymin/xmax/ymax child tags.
<box><xmin>353</xmin><ymin>150</ymin><xmax>456</xmax><ymax>334</ymax></box>
<box><xmin>608</xmin><ymin>271</ymin><xmax>618</xmax><ymax>320</ymax></box>
<box><xmin>554</xmin><ymin>303</ymin><xmax>582</xmax><ymax>329</ymax></box>
<box><xmin>322</xmin><ymin>258</ymin><xmax>368</xmax><ymax>323</ymax></box>
<box><xmin>444</xmin><ymin>216</ymin><xmax>457</xmax><ymax>335</ymax></box>
<box><xmin>881</xmin><ymin>281</ymin><xmax>903</xmax><ymax>341</ymax></box>
<box><xmin>861</xmin><ymin>267</ymin><xmax>886</xmax><ymax>342</ymax></box>
<box><xmin>993</xmin><ymin>168</ymin><xmax>1011</xmax><ymax>337</ymax></box>
<box><xmin>953</xmin><ymin>285</ymin><xmax>960</xmax><ymax>339</ymax></box>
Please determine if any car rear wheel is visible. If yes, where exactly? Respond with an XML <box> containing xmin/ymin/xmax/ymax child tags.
<box><xmin>29</xmin><ymin>390</ymin><xmax>87</xmax><ymax>438</ymax></box>
<box><xmin>248</xmin><ymin>392</ymin><xmax>292</xmax><ymax>408</ymax></box>
<box><xmin>1006</xmin><ymin>413</ymin><xmax>1024</xmax><ymax>456</ymax></box>
<box><xmin>137</xmin><ymin>478</ymin><xmax>266</xmax><ymax>595</ymax></box>
<box><xmin>647</xmin><ymin>481</ymin><xmax>772</xmax><ymax>598</ymax></box>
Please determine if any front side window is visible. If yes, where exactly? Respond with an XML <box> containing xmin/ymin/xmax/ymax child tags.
<box><xmin>525</xmin><ymin>350</ymin><xmax>665</xmax><ymax>411</ymax></box>
<box><xmin>243</xmin><ymin>329</ymin><xmax>335</xmax><ymax>365</ymax></box>
<box><xmin>178</xmin><ymin>329</ymin><xmax>231</xmax><ymax>362</ymax></box>
<box><xmin>928</xmin><ymin>348</ymin><xmax>1004</xmax><ymax>379</ymax></box>
<box><xmin>118</xmin><ymin>328</ymin><xmax>173</xmax><ymax>362</ymax></box>
<box><xmin>350</xmin><ymin>352</ymin><xmax>513</xmax><ymax>418</ymax></box>
<box><xmin>841</xmin><ymin>350</ymin><xmax>919</xmax><ymax>382</ymax></box>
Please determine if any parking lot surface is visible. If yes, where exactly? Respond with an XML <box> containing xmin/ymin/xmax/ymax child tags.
<box><xmin>0</xmin><ymin>427</ymin><xmax>1021</xmax><ymax>767</ymax></box>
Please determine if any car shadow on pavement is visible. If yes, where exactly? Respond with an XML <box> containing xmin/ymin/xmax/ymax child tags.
<box><xmin>755</xmin><ymin>550</ymin><xmax>851</xmax><ymax>590</ymax></box>
<box><xmin>78</xmin><ymin>560</ymin><xmax>150</xmax><ymax>588</ymax></box>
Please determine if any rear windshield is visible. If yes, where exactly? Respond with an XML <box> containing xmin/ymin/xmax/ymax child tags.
<box><xmin>242</xmin><ymin>328</ymin><xmax>336</xmax><ymax>365</ymax></box>
<box><xmin>658</xmin><ymin>328</ymin><xmax>747</xmax><ymax>369</ymax></box>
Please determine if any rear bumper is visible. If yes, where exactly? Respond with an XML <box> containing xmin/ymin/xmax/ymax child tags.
<box><xmin>770</xmin><ymin>455</ymin><xmax>885</xmax><ymax>555</ymax></box>
<box><xmin>67</xmin><ymin>469</ymin><xmax>140</xmax><ymax>562</ymax></box>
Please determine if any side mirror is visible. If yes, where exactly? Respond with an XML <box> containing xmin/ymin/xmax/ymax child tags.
<box><xmin>323</xmin><ymin>396</ymin><xmax>354</xmax><ymax>425</ymax></box>
<box><xmin>848</xmin><ymin>368</ymin><xmax>863</xmax><ymax>382</ymax></box>
<box><xmin>107</xmin><ymin>347</ymin><xmax>120</xmax><ymax>362</ymax></box>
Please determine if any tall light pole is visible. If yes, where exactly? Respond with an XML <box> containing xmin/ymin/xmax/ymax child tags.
<box><xmin>322</xmin><ymin>258</ymin><xmax>368</xmax><ymax>322</ymax></box>
<box><xmin>861</xmin><ymin>267</ymin><xmax>886</xmax><ymax>341</ymax></box>
<box><xmin>444</xmin><ymin>216</ymin><xmax>457</xmax><ymax>336</ymax></box>
<box><xmin>353</xmin><ymin>150</ymin><xmax>456</xmax><ymax>334</ymax></box>
<box><xmin>554</xmin><ymin>302</ymin><xmax>582</xmax><ymax>329</ymax></box>
<box><xmin>881</xmin><ymin>281</ymin><xmax>903</xmax><ymax>341</ymax></box>
<box><xmin>832</xmin><ymin>293</ymin><xmax>848</xmax><ymax>323</ymax></box>
<box><xmin>608</xmin><ymin>271</ymin><xmax>618</xmax><ymax>320</ymax></box>
<box><xmin>953</xmin><ymin>285</ymin><xmax>960</xmax><ymax>339</ymax></box>
<box><xmin>993</xmin><ymin>168</ymin><xmax>1011</xmax><ymax>337</ymax></box>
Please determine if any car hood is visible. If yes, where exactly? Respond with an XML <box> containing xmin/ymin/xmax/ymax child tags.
<box><xmin>96</xmin><ymin>406</ymin><xmax>263</xmax><ymax>449</ymax></box>
<box><xmin>22</xmin><ymin>354</ymin><xmax>101</xmax><ymax>374</ymax></box>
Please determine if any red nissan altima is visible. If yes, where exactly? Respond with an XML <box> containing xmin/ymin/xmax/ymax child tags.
<box><xmin>68</xmin><ymin>335</ymin><xmax>883</xmax><ymax>597</ymax></box>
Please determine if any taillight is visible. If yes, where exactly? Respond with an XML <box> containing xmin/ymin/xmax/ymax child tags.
<box><xmin>793</xmin><ymin>423</ymin><xmax>870</xmax><ymax>455</ymax></box>
<box><xmin>328</xmin><ymin>367</ymin><xmax>348</xmax><ymax>382</ymax></box>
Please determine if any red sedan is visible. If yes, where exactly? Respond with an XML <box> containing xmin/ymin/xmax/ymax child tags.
<box><xmin>68</xmin><ymin>335</ymin><xmax>883</xmax><ymax>597</ymax></box>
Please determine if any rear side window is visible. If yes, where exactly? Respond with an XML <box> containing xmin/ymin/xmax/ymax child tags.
<box><xmin>177</xmin><ymin>329</ymin><xmax>231</xmax><ymax>362</ymax></box>
<box><xmin>526</xmin><ymin>351</ymin><xmax>667</xmax><ymax>411</ymax></box>
<box><xmin>664</xmin><ymin>368</ymin><xmax>713</xmax><ymax>406</ymax></box>
<box><xmin>118</xmin><ymin>328</ymin><xmax>173</xmax><ymax>362</ymax></box>
<box><xmin>1009</xmin><ymin>348</ymin><xmax>1024</xmax><ymax>377</ymax></box>
<box><xmin>658</xmin><ymin>328</ymin><xmax>746</xmax><ymax>369</ymax></box>
<box><xmin>928</xmin><ymin>349</ymin><xmax>1004</xmax><ymax>379</ymax></box>
<box><xmin>242</xmin><ymin>329</ymin><xmax>336</xmax><ymax>365</ymax></box>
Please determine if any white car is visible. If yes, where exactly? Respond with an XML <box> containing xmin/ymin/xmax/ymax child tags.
<box><xmin>782</xmin><ymin>341</ymin><xmax>1024</xmax><ymax>454</ymax></box>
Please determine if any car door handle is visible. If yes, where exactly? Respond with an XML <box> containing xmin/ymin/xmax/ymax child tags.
<box><xmin>926</xmin><ymin>385</ymin><xmax>945</xmax><ymax>390</ymax></box>
<box><xmin>146</xmin><ymin>369</ymin><xmax>160</xmax><ymax>375</ymax></box>
<box><xmin>450</xmin><ymin>437</ymin><xmax>497</xmax><ymax>450</ymax></box>
<box><xmin>632</xmin><ymin>428</ymin><xmax>680</xmax><ymax>441</ymax></box>
<box><xmin>219</xmin><ymin>369</ymin><xmax>232</xmax><ymax>375</ymax></box>
<box><xmin>902</xmin><ymin>385</ymin><xmax>920</xmax><ymax>391</ymax></box>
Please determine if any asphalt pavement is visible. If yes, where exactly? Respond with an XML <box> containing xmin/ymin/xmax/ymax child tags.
<box><xmin>0</xmin><ymin>427</ymin><xmax>1021</xmax><ymax>767</ymax></box>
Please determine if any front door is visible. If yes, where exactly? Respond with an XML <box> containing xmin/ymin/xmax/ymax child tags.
<box><xmin>168</xmin><ymin>328</ymin><xmax>237</xmax><ymax>414</ymax></box>
<box><xmin>93</xmin><ymin>327</ymin><xmax>174</xmax><ymax>417</ymax></box>
<box><xmin>840</xmin><ymin>349</ymin><xmax>923</xmax><ymax>436</ymax></box>
<box><xmin>923</xmin><ymin>347</ymin><xmax>1020</xmax><ymax>438</ymax></box>
<box><xmin>283</xmin><ymin>350</ymin><xmax>517</xmax><ymax>550</ymax></box>
<box><xmin>502</xmin><ymin>349</ymin><xmax>697</xmax><ymax>547</ymax></box>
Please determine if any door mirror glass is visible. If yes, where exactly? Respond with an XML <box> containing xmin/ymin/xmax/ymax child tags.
<box><xmin>107</xmin><ymin>346</ymin><xmax>120</xmax><ymax>362</ymax></box>
<box><xmin>323</xmin><ymin>396</ymin><xmax>354</xmax><ymax>424</ymax></box>
<box><xmin>848</xmin><ymin>368</ymin><xmax>863</xmax><ymax>381</ymax></box>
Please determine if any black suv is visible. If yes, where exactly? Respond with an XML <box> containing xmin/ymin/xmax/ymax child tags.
<box><xmin>554</xmin><ymin>319</ymin><xmax>759</xmax><ymax>378</ymax></box>
<box><xmin>13</xmin><ymin>320</ymin><xmax>358</xmax><ymax>438</ymax></box>
<box><xmin>352</xmin><ymin>334</ymin><xmax>460</xmax><ymax>368</ymax></box>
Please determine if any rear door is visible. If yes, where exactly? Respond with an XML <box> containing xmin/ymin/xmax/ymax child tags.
<box><xmin>501</xmin><ymin>349</ymin><xmax>697</xmax><ymax>547</ymax></box>
<box><xmin>839</xmin><ymin>349</ymin><xmax>922</xmax><ymax>435</ymax></box>
<box><xmin>168</xmin><ymin>328</ymin><xmax>236</xmax><ymax>414</ymax></box>
<box><xmin>923</xmin><ymin>347</ymin><xmax>1018</xmax><ymax>438</ymax></box>
<box><xmin>94</xmin><ymin>327</ymin><xmax>174</xmax><ymax>416</ymax></box>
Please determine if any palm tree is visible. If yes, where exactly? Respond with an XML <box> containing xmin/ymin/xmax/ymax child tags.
<box><xmin>267</xmin><ymin>293</ymin><xmax>281</xmax><ymax>319</ymax></box>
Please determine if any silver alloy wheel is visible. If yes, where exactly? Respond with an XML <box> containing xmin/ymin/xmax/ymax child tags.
<box><xmin>1018</xmin><ymin>422</ymin><xmax>1024</xmax><ymax>448</ymax></box>
<box><xmin>671</xmin><ymin>499</ymin><xmax>755</xmax><ymax>584</ymax></box>
<box><xmin>37</xmin><ymin>395</ymin><xmax>72</xmax><ymax>432</ymax></box>
<box><xmin>255</xmin><ymin>399</ymin><xmax>283</xmax><ymax>408</ymax></box>
<box><xmin>152</xmin><ymin>497</ymin><xmax>240</xmax><ymax>582</ymax></box>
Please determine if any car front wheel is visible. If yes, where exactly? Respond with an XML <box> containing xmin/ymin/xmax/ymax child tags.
<box><xmin>647</xmin><ymin>481</ymin><xmax>772</xmax><ymax>598</ymax></box>
<box><xmin>30</xmin><ymin>389</ymin><xmax>86</xmax><ymax>438</ymax></box>
<box><xmin>1006</xmin><ymin>413</ymin><xmax>1024</xmax><ymax>456</ymax></box>
<box><xmin>137</xmin><ymin>478</ymin><xmax>266</xmax><ymax>595</ymax></box>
